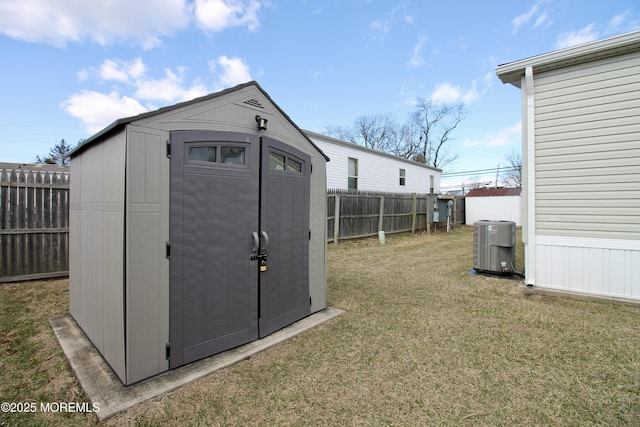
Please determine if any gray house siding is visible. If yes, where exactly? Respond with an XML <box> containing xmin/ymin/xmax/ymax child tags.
<box><xmin>497</xmin><ymin>30</ymin><xmax>640</xmax><ymax>300</ymax></box>
<box><xmin>534</xmin><ymin>51</ymin><xmax>640</xmax><ymax>240</ymax></box>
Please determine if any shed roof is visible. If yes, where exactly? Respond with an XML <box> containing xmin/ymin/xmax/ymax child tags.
<box><xmin>466</xmin><ymin>187</ymin><xmax>522</xmax><ymax>198</ymax></box>
<box><xmin>496</xmin><ymin>30</ymin><xmax>640</xmax><ymax>87</ymax></box>
<box><xmin>69</xmin><ymin>81</ymin><xmax>329</xmax><ymax>161</ymax></box>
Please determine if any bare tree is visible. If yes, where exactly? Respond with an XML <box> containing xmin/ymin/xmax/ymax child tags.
<box><xmin>412</xmin><ymin>99</ymin><xmax>465</xmax><ymax>169</ymax></box>
<box><xmin>321</xmin><ymin>99</ymin><xmax>465</xmax><ymax>169</ymax></box>
<box><xmin>323</xmin><ymin>124</ymin><xmax>353</xmax><ymax>142</ymax></box>
<box><xmin>389</xmin><ymin>117</ymin><xmax>422</xmax><ymax>159</ymax></box>
<box><xmin>329</xmin><ymin>114</ymin><xmax>397</xmax><ymax>151</ymax></box>
<box><xmin>501</xmin><ymin>148</ymin><xmax>522</xmax><ymax>188</ymax></box>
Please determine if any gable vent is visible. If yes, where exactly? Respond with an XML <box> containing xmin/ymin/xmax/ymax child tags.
<box><xmin>243</xmin><ymin>98</ymin><xmax>265</xmax><ymax>109</ymax></box>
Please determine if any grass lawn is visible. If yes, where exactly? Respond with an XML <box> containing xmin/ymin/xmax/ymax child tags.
<box><xmin>1</xmin><ymin>226</ymin><xmax>639</xmax><ymax>425</ymax></box>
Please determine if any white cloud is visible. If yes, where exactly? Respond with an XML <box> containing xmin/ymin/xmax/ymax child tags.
<box><xmin>135</xmin><ymin>67</ymin><xmax>208</xmax><ymax>102</ymax></box>
<box><xmin>555</xmin><ymin>23</ymin><xmax>599</xmax><ymax>49</ymax></box>
<box><xmin>0</xmin><ymin>0</ymin><xmax>263</xmax><ymax>47</ymax></box>
<box><xmin>370</xmin><ymin>4</ymin><xmax>405</xmax><ymax>41</ymax></box>
<box><xmin>213</xmin><ymin>55</ymin><xmax>253</xmax><ymax>88</ymax></box>
<box><xmin>606</xmin><ymin>9</ymin><xmax>640</xmax><ymax>33</ymax></box>
<box><xmin>462</xmin><ymin>74</ymin><xmax>492</xmax><ymax>104</ymax></box>
<box><xmin>63</xmin><ymin>57</ymin><xmax>219</xmax><ymax>133</ymax></box>
<box><xmin>533</xmin><ymin>12</ymin><xmax>551</xmax><ymax>29</ymax></box>
<box><xmin>61</xmin><ymin>91</ymin><xmax>148</xmax><ymax>134</ymax></box>
<box><xmin>512</xmin><ymin>1</ymin><xmax>542</xmax><ymax>34</ymax></box>
<box><xmin>194</xmin><ymin>0</ymin><xmax>261</xmax><ymax>32</ymax></box>
<box><xmin>430</xmin><ymin>83</ymin><xmax>462</xmax><ymax>105</ymax></box>
<box><xmin>408</xmin><ymin>35</ymin><xmax>428</xmax><ymax>68</ymax></box>
<box><xmin>77</xmin><ymin>69</ymin><xmax>89</xmax><ymax>82</ymax></box>
<box><xmin>429</xmin><ymin>73</ymin><xmax>493</xmax><ymax>106</ymax></box>
<box><xmin>462</xmin><ymin>123</ymin><xmax>521</xmax><ymax>148</ymax></box>
<box><xmin>100</xmin><ymin>58</ymin><xmax>146</xmax><ymax>83</ymax></box>
<box><xmin>608</xmin><ymin>10</ymin><xmax>630</xmax><ymax>31</ymax></box>
<box><xmin>62</xmin><ymin>55</ymin><xmax>253</xmax><ymax>134</ymax></box>
<box><xmin>370</xmin><ymin>20</ymin><xmax>391</xmax><ymax>39</ymax></box>
<box><xmin>512</xmin><ymin>1</ymin><xmax>552</xmax><ymax>34</ymax></box>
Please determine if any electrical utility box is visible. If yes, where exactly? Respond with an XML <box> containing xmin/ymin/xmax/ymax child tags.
<box><xmin>473</xmin><ymin>220</ymin><xmax>516</xmax><ymax>274</ymax></box>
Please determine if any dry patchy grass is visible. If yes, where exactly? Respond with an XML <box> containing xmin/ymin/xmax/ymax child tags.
<box><xmin>1</xmin><ymin>227</ymin><xmax>639</xmax><ymax>426</ymax></box>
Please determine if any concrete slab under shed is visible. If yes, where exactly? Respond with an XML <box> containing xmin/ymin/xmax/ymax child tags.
<box><xmin>50</xmin><ymin>307</ymin><xmax>344</xmax><ymax>421</ymax></box>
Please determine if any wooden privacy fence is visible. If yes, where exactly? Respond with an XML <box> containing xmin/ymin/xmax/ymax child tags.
<box><xmin>0</xmin><ymin>163</ymin><xmax>70</xmax><ymax>282</ymax></box>
<box><xmin>327</xmin><ymin>189</ymin><xmax>463</xmax><ymax>243</ymax></box>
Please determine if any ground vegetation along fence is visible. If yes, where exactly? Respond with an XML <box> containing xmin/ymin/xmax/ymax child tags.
<box><xmin>327</xmin><ymin>189</ymin><xmax>464</xmax><ymax>243</ymax></box>
<box><xmin>0</xmin><ymin>163</ymin><xmax>70</xmax><ymax>282</ymax></box>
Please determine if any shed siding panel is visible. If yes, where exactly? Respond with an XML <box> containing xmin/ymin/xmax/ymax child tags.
<box><xmin>308</xmin><ymin>152</ymin><xmax>328</xmax><ymax>313</ymax></box>
<box><xmin>69</xmin><ymin>134</ymin><xmax>126</xmax><ymax>382</ymax></box>
<box><xmin>125</xmin><ymin>126</ymin><xmax>169</xmax><ymax>383</ymax></box>
<box><xmin>533</xmin><ymin>51</ymin><xmax>640</xmax><ymax>240</ymax></box>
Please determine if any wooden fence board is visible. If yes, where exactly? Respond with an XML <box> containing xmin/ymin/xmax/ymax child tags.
<box><xmin>0</xmin><ymin>163</ymin><xmax>70</xmax><ymax>282</ymax></box>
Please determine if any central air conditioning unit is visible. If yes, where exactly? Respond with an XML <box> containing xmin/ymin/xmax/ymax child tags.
<box><xmin>473</xmin><ymin>220</ymin><xmax>516</xmax><ymax>274</ymax></box>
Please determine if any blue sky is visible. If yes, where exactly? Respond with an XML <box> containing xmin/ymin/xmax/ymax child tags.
<box><xmin>1</xmin><ymin>0</ymin><xmax>638</xmax><ymax>190</ymax></box>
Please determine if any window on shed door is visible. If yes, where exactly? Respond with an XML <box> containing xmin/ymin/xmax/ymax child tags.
<box><xmin>399</xmin><ymin>168</ymin><xmax>406</xmax><ymax>186</ymax></box>
<box><xmin>348</xmin><ymin>157</ymin><xmax>358</xmax><ymax>190</ymax></box>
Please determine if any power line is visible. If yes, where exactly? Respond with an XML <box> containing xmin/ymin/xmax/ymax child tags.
<box><xmin>442</xmin><ymin>165</ymin><xmax>521</xmax><ymax>177</ymax></box>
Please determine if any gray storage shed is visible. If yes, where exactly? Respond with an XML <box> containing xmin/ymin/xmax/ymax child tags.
<box><xmin>69</xmin><ymin>81</ymin><xmax>329</xmax><ymax>385</ymax></box>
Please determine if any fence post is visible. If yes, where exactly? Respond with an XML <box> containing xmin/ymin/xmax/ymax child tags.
<box><xmin>426</xmin><ymin>194</ymin><xmax>431</xmax><ymax>234</ymax></box>
<box><xmin>333</xmin><ymin>194</ymin><xmax>340</xmax><ymax>244</ymax></box>
<box><xmin>378</xmin><ymin>195</ymin><xmax>385</xmax><ymax>232</ymax></box>
<box><xmin>411</xmin><ymin>193</ymin><xmax>417</xmax><ymax>234</ymax></box>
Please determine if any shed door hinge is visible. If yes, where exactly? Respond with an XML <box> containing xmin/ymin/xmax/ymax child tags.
<box><xmin>166</xmin><ymin>241</ymin><xmax>171</xmax><ymax>259</ymax></box>
<box><xmin>309</xmin><ymin>230</ymin><xmax>311</xmax><ymax>240</ymax></box>
<box><xmin>166</xmin><ymin>140</ymin><xmax>171</xmax><ymax>158</ymax></box>
<box><xmin>166</xmin><ymin>342</ymin><xmax>171</xmax><ymax>360</ymax></box>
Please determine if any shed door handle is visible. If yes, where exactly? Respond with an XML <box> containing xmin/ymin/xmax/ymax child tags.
<box><xmin>252</xmin><ymin>232</ymin><xmax>259</xmax><ymax>253</ymax></box>
<box><xmin>260</xmin><ymin>231</ymin><xmax>269</xmax><ymax>252</ymax></box>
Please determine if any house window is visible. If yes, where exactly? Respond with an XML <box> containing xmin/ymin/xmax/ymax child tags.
<box><xmin>348</xmin><ymin>157</ymin><xmax>358</xmax><ymax>190</ymax></box>
<box><xmin>399</xmin><ymin>168</ymin><xmax>406</xmax><ymax>186</ymax></box>
<box><xmin>430</xmin><ymin>175</ymin><xmax>435</xmax><ymax>194</ymax></box>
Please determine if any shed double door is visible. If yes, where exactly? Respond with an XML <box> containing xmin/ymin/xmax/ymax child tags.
<box><xmin>169</xmin><ymin>130</ymin><xmax>310</xmax><ymax>369</ymax></box>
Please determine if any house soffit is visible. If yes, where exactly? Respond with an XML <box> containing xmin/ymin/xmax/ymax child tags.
<box><xmin>496</xmin><ymin>30</ymin><xmax>640</xmax><ymax>87</ymax></box>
